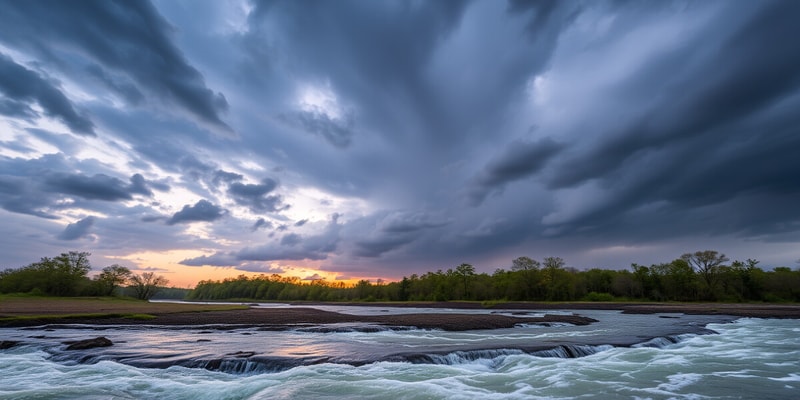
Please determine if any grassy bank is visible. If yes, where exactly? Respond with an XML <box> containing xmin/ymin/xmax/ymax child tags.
<box><xmin>0</xmin><ymin>295</ymin><xmax>248</xmax><ymax>323</ymax></box>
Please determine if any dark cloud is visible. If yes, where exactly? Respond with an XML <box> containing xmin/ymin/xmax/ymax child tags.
<box><xmin>278</xmin><ymin>109</ymin><xmax>355</xmax><ymax>148</ymax></box>
<box><xmin>234</xmin><ymin>246</ymin><xmax>328</xmax><ymax>262</ymax></box>
<box><xmin>227</xmin><ymin>178</ymin><xmax>285</xmax><ymax>213</ymax></box>
<box><xmin>251</xmin><ymin>218</ymin><xmax>273</xmax><ymax>232</ymax></box>
<box><xmin>212</xmin><ymin>170</ymin><xmax>244</xmax><ymax>186</ymax></box>
<box><xmin>58</xmin><ymin>216</ymin><xmax>96</xmax><ymax>240</ymax></box>
<box><xmin>179</xmin><ymin>252</ymin><xmax>236</xmax><ymax>267</ymax></box>
<box><xmin>1</xmin><ymin>153</ymin><xmax>165</xmax><ymax>220</ymax></box>
<box><xmin>548</xmin><ymin>1</ymin><xmax>800</xmax><ymax>190</ymax></box>
<box><xmin>0</xmin><ymin>0</ymin><xmax>230</xmax><ymax>131</ymax></box>
<box><xmin>166</xmin><ymin>200</ymin><xmax>227</xmax><ymax>225</ymax></box>
<box><xmin>378</xmin><ymin>211</ymin><xmax>451</xmax><ymax>233</ymax></box>
<box><xmin>43</xmin><ymin>172</ymin><xmax>155</xmax><ymax>202</ymax></box>
<box><xmin>280</xmin><ymin>233</ymin><xmax>302</xmax><ymax>246</ymax></box>
<box><xmin>354</xmin><ymin>235</ymin><xmax>416</xmax><ymax>258</ymax></box>
<box><xmin>246</xmin><ymin>0</ymin><xmax>472</xmax><ymax>147</ymax></box>
<box><xmin>294</xmin><ymin>219</ymin><xmax>308</xmax><ymax>227</ymax></box>
<box><xmin>0</xmin><ymin>97</ymin><xmax>37</xmax><ymax>121</ymax></box>
<box><xmin>468</xmin><ymin>137</ymin><xmax>565</xmax><ymax>205</ymax></box>
<box><xmin>347</xmin><ymin>211</ymin><xmax>452</xmax><ymax>258</ymax></box>
<box><xmin>0</xmin><ymin>175</ymin><xmax>57</xmax><ymax>219</ymax></box>
<box><xmin>235</xmin><ymin>263</ymin><xmax>285</xmax><ymax>274</ymax></box>
<box><xmin>141</xmin><ymin>215</ymin><xmax>165</xmax><ymax>223</ymax></box>
<box><xmin>531</xmin><ymin>0</ymin><xmax>800</xmax><ymax>242</ymax></box>
<box><xmin>85</xmin><ymin>63</ymin><xmax>145</xmax><ymax>105</ymax></box>
<box><xmin>128</xmin><ymin>174</ymin><xmax>153</xmax><ymax>197</ymax></box>
<box><xmin>231</xmin><ymin>215</ymin><xmax>342</xmax><ymax>262</ymax></box>
<box><xmin>0</xmin><ymin>54</ymin><xmax>95</xmax><ymax>135</ymax></box>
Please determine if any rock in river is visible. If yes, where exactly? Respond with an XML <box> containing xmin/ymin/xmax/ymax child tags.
<box><xmin>64</xmin><ymin>336</ymin><xmax>113</xmax><ymax>350</ymax></box>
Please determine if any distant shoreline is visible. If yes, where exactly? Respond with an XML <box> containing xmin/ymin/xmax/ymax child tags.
<box><xmin>286</xmin><ymin>301</ymin><xmax>800</xmax><ymax>319</ymax></box>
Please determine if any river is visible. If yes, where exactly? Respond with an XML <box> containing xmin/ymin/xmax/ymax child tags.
<box><xmin>1</xmin><ymin>306</ymin><xmax>798</xmax><ymax>399</ymax></box>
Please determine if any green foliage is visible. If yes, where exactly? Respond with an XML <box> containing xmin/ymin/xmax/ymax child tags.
<box><xmin>585</xmin><ymin>292</ymin><xmax>615</xmax><ymax>302</ymax></box>
<box><xmin>0</xmin><ymin>251</ymin><xmax>92</xmax><ymax>296</ymax></box>
<box><xmin>187</xmin><ymin>253</ymin><xmax>800</xmax><ymax>304</ymax></box>
<box><xmin>0</xmin><ymin>251</ymin><xmax>177</xmax><ymax>301</ymax></box>
<box><xmin>4</xmin><ymin>250</ymin><xmax>799</xmax><ymax>304</ymax></box>
<box><xmin>94</xmin><ymin>265</ymin><xmax>132</xmax><ymax>296</ymax></box>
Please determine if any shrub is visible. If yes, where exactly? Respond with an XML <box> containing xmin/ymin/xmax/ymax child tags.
<box><xmin>585</xmin><ymin>292</ymin><xmax>615</xmax><ymax>302</ymax></box>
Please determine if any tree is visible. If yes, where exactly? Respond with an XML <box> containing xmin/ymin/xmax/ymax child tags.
<box><xmin>659</xmin><ymin>259</ymin><xmax>697</xmax><ymax>301</ymax></box>
<box><xmin>542</xmin><ymin>257</ymin><xmax>565</xmax><ymax>284</ymax></box>
<box><xmin>95</xmin><ymin>264</ymin><xmax>132</xmax><ymax>296</ymax></box>
<box><xmin>129</xmin><ymin>272</ymin><xmax>169</xmax><ymax>300</ymax></box>
<box><xmin>511</xmin><ymin>256</ymin><xmax>541</xmax><ymax>300</ymax></box>
<box><xmin>41</xmin><ymin>251</ymin><xmax>92</xmax><ymax>296</ymax></box>
<box><xmin>682</xmin><ymin>250</ymin><xmax>729</xmax><ymax>299</ymax></box>
<box><xmin>542</xmin><ymin>257</ymin><xmax>566</xmax><ymax>300</ymax></box>
<box><xmin>455</xmin><ymin>263</ymin><xmax>476</xmax><ymax>299</ymax></box>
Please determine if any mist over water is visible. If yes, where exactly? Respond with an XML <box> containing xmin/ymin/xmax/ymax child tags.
<box><xmin>2</xmin><ymin>310</ymin><xmax>799</xmax><ymax>399</ymax></box>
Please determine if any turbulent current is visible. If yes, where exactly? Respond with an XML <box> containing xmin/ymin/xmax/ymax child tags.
<box><xmin>1</xmin><ymin>306</ymin><xmax>798</xmax><ymax>399</ymax></box>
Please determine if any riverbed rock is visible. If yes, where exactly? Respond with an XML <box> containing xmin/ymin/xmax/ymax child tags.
<box><xmin>0</xmin><ymin>340</ymin><xmax>21</xmax><ymax>350</ymax></box>
<box><xmin>64</xmin><ymin>336</ymin><xmax>113</xmax><ymax>350</ymax></box>
<box><xmin>227</xmin><ymin>351</ymin><xmax>256</xmax><ymax>358</ymax></box>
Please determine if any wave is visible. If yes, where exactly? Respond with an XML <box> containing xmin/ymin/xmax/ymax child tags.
<box><xmin>4</xmin><ymin>318</ymin><xmax>797</xmax><ymax>399</ymax></box>
<box><xmin>51</xmin><ymin>337</ymin><xmax>693</xmax><ymax>375</ymax></box>
<box><xmin>31</xmin><ymin>332</ymin><xmax>700</xmax><ymax>375</ymax></box>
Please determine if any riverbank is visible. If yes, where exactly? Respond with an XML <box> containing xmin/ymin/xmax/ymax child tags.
<box><xmin>2</xmin><ymin>297</ymin><xmax>799</xmax><ymax>330</ymax></box>
<box><xmin>0</xmin><ymin>300</ymin><xmax>596</xmax><ymax>330</ymax></box>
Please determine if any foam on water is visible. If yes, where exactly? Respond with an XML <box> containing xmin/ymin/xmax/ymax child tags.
<box><xmin>2</xmin><ymin>317</ymin><xmax>799</xmax><ymax>399</ymax></box>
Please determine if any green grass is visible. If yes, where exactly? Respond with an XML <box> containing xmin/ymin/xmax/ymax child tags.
<box><xmin>0</xmin><ymin>312</ymin><xmax>155</xmax><ymax>322</ymax></box>
<box><xmin>121</xmin><ymin>313</ymin><xmax>158</xmax><ymax>320</ymax></box>
<box><xmin>0</xmin><ymin>296</ymin><xmax>248</xmax><ymax>322</ymax></box>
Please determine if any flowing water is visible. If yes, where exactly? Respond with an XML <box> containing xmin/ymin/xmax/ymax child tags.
<box><xmin>1</xmin><ymin>307</ymin><xmax>798</xmax><ymax>399</ymax></box>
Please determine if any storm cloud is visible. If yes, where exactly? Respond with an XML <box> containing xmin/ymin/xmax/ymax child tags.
<box><xmin>227</xmin><ymin>178</ymin><xmax>286</xmax><ymax>213</ymax></box>
<box><xmin>167</xmin><ymin>200</ymin><xmax>227</xmax><ymax>225</ymax></box>
<box><xmin>0</xmin><ymin>54</ymin><xmax>95</xmax><ymax>136</ymax></box>
<box><xmin>2</xmin><ymin>0</ymin><xmax>800</xmax><ymax>281</ymax></box>
<box><xmin>58</xmin><ymin>216</ymin><xmax>96</xmax><ymax>241</ymax></box>
<box><xmin>0</xmin><ymin>0</ymin><xmax>230</xmax><ymax>131</ymax></box>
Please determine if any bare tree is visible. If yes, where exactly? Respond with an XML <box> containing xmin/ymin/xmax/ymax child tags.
<box><xmin>682</xmin><ymin>250</ymin><xmax>729</xmax><ymax>298</ymax></box>
<box><xmin>542</xmin><ymin>256</ymin><xmax>565</xmax><ymax>283</ymax></box>
<box><xmin>129</xmin><ymin>272</ymin><xmax>169</xmax><ymax>300</ymax></box>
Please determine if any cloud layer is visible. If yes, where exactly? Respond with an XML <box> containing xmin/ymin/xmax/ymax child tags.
<box><xmin>1</xmin><ymin>0</ymin><xmax>799</xmax><ymax>281</ymax></box>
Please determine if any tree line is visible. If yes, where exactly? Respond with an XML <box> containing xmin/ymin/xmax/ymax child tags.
<box><xmin>0</xmin><ymin>251</ymin><xmax>172</xmax><ymax>300</ymax></box>
<box><xmin>188</xmin><ymin>251</ymin><xmax>800</xmax><ymax>303</ymax></box>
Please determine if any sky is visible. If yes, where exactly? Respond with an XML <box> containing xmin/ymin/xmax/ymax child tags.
<box><xmin>1</xmin><ymin>0</ymin><xmax>800</xmax><ymax>288</ymax></box>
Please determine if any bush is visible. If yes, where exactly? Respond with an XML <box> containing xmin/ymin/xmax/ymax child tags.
<box><xmin>585</xmin><ymin>292</ymin><xmax>615</xmax><ymax>302</ymax></box>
